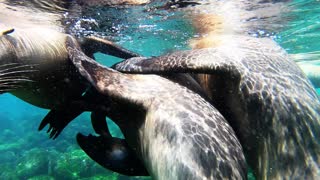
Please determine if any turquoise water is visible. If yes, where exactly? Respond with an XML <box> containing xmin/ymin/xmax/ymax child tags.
<box><xmin>1</xmin><ymin>1</ymin><xmax>320</xmax><ymax>179</ymax></box>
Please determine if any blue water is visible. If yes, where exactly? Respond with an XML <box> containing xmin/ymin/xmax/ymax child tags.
<box><xmin>0</xmin><ymin>1</ymin><xmax>320</xmax><ymax>179</ymax></box>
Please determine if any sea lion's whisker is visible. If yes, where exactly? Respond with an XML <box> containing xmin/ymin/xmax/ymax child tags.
<box><xmin>0</xmin><ymin>70</ymin><xmax>38</xmax><ymax>77</ymax></box>
<box><xmin>0</xmin><ymin>63</ymin><xmax>20</xmax><ymax>68</ymax></box>
<box><xmin>0</xmin><ymin>89</ymin><xmax>14</xmax><ymax>93</ymax></box>
<box><xmin>0</xmin><ymin>86</ymin><xmax>22</xmax><ymax>92</ymax></box>
<box><xmin>0</xmin><ymin>64</ymin><xmax>38</xmax><ymax>73</ymax></box>
<box><xmin>0</xmin><ymin>78</ymin><xmax>33</xmax><ymax>84</ymax></box>
<box><xmin>0</xmin><ymin>84</ymin><xmax>21</xmax><ymax>90</ymax></box>
<box><xmin>0</xmin><ymin>83</ymin><xmax>21</xmax><ymax>87</ymax></box>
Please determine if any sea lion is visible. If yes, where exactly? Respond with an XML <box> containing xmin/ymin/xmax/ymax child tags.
<box><xmin>113</xmin><ymin>0</ymin><xmax>320</xmax><ymax>179</ymax></box>
<box><xmin>114</xmin><ymin>34</ymin><xmax>320</xmax><ymax>179</ymax></box>
<box><xmin>0</xmin><ymin>0</ymin><xmax>139</xmax><ymax>108</ymax></box>
<box><xmin>38</xmin><ymin>71</ymin><xmax>211</xmax><ymax>176</ymax></box>
<box><xmin>0</xmin><ymin>27</ymin><xmax>139</xmax><ymax>108</ymax></box>
<box><xmin>65</xmin><ymin>37</ymin><xmax>247</xmax><ymax>179</ymax></box>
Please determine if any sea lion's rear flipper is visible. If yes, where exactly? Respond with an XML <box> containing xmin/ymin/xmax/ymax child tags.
<box><xmin>79</xmin><ymin>36</ymin><xmax>140</xmax><ymax>59</ymax></box>
<box><xmin>112</xmin><ymin>48</ymin><xmax>242</xmax><ymax>77</ymax></box>
<box><xmin>91</xmin><ymin>111</ymin><xmax>112</xmax><ymax>138</ymax></box>
<box><xmin>77</xmin><ymin>133</ymin><xmax>149</xmax><ymax>176</ymax></box>
<box><xmin>66</xmin><ymin>36</ymin><xmax>119</xmax><ymax>91</ymax></box>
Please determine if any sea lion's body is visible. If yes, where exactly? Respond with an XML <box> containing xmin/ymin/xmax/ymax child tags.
<box><xmin>67</xmin><ymin>38</ymin><xmax>247</xmax><ymax>180</ymax></box>
<box><xmin>115</xmin><ymin>34</ymin><xmax>320</xmax><ymax>179</ymax></box>
<box><xmin>113</xmin><ymin>1</ymin><xmax>320</xmax><ymax>179</ymax></box>
<box><xmin>0</xmin><ymin>0</ymin><xmax>140</xmax><ymax>108</ymax></box>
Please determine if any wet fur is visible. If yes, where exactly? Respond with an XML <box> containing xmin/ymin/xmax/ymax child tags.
<box><xmin>0</xmin><ymin>0</ymin><xmax>139</xmax><ymax>108</ymax></box>
<box><xmin>115</xmin><ymin>34</ymin><xmax>320</xmax><ymax>179</ymax></box>
<box><xmin>114</xmin><ymin>1</ymin><xmax>320</xmax><ymax>179</ymax></box>
<box><xmin>67</xmin><ymin>38</ymin><xmax>247</xmax><ymax>180</ymax></box>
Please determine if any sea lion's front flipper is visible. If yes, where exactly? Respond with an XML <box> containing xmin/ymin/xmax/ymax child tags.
<box><xmin>113</xmin><ymin>48</ymin><xmax>243</xmax><ymax>76</ymax></box>
<box><xmin>38</xmin><ymin>102</ymin><xmax>85</xmax><ymax>139</ymax></box>
<box><xmin>77</xmin><ymin>133</ymin><xmax>149</xmax><ymax>176</ymax></box>
<box><xmin>79</xmin><ymin>36</ymin><xmax>140</xmax><ymax>59</ymax></box>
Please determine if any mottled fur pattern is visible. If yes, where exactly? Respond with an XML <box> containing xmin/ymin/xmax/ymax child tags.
<box><xmin>114</xmin><ymin>35</ymin><xmax>320</xmax><ymax>179</ymax></box>
<box><xmin>113</xmin><ymin>0</ymin><xmax>320</xmax><ymax>179</ymax></box>
<box><xmin>67</xmin><ymin>38</ymin><xmax>248</xmax><ymax>180</ymax></box>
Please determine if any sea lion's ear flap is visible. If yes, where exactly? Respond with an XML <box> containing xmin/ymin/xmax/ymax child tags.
<box><xmin>78</xmin><ymin>36</ymin><xmax>140</xmax><ymax>59</ymax></box>
<box><xmin>0</xmin><ymin>28</ymin><xmax>14</xmax><ymax>36</ymax></box>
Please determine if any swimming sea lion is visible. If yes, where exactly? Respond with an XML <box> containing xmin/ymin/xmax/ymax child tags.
<box><xmin>39</xmin><ymin>70</ymin><xmax>211</xmax><ymax>176</ymax></box>
<box><xmin>66</xmin><ymin>37</ymin><xmax>247</xmax><ymax>180</ymax></box>
<box><xmin>0</xmin><ymin>27</ymin><xmax>138</xmax><ymax>108</ymax></box>
<box><xmin>0</xmin><ymin>0</ymin><xmax>139</xmax><ymax>108</ymax></box>
<box><xmin>113</xmin><ymin>0</ymin><xmax>320</xmax><ymax>179</ymax></box>
<box><xmin>114</xmin><ymin>34</ymin><xmax>320</xmax><ymax>179</ymax></box>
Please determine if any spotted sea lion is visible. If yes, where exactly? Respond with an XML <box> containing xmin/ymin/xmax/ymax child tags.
<box><xmin>38</xmin><ymin>69</ymin><xmax>211</xmax><ymax>176</ymax></box>
<box><xmin>113</xmin><ymin>0</ymin><xmax>320</xmax><ymax>179</ymax></box>
<box><xmin>64</xmin><ymin>37</ymin><xmax>247</xmax><ymax>179</ymax></box>
<box><xmin>114</xmin><ymin>34</ymin><xmax>320</xmax><ymax>179</ymax></box>
<box><xmin>37</xmin><ymin>44</ymin><xmax>218</xmax><ymax>177</ymax></box>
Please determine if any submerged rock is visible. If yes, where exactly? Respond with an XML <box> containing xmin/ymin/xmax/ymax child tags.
<box><xmin>16</xmin><ymin>148</ymin><xmax>57</xmax><ymax>179</ymax></box>
<box><xmin>53</xmin><ymin>149</ymin><xmax>111</xmax><ymax>179</ymax></box>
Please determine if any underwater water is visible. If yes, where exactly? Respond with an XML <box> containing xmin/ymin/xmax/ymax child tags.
<box><xmin>0</xmin><ymin>0</ymin><xmax>320</xmax><ymax>179</ymax></box>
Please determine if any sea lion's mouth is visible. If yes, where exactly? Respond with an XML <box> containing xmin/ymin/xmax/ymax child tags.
<box><xmin>0</xmin><ymin>63</ymin><xmax>37</xmax><ymax>93</ymax></box>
